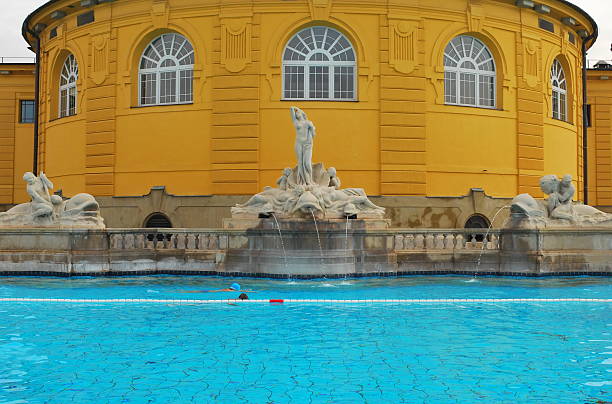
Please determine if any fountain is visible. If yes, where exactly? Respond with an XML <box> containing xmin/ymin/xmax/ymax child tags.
<box><xmin>223</xmin><ymin>107</ymin><xmax>395</xmax><ymax>276</ymax></box>
<box><xmin>0</xmin><ymin>112</ymin><xmax>609</xmax><ymax>277</ymax></box>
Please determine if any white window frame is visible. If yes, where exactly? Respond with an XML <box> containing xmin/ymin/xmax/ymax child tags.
<box><xmin>443</xmin><ymin>35</ymin><xmax>497</xmax><ymax>109</ymax></box>
<box><xmin>138</xmin><ymin>33</ymin><xmax>195</xmax><ymax>107</ymax></box>
<box><xmin>59</xmin><ymin>54</ymin><xmax>78</xmax><ymax>118</ymax></box>
<box><xmin>282</xmin><ymin>26</ymin><xmax>357</xmax><ymax>101</ymax></box>
<box><xmin>551</xmin><ymin>59</ymin><xmax>568</xmax><ymax>122</ymax></box>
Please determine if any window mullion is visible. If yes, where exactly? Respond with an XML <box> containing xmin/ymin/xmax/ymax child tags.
<box><xmin>176</xmin><ymin>70</ymin><xmax>181</xmax><ymax>103</ymax></box>
<box><xmin>156</xmin><ymin>72</ymin><xmax>161</xmax><ymax>105</ymax></box>
<box><xmin>329</xmin><ymin>65</ymin><xmax>334</xmax><ymax>100</ymax></box>
<box><xmin>305</xmin><ymin>65</ymin><xmax>310</xmax><ymax>100</ymax></box>
<box><xmin>476</xmin><ymin>72</ymin><xmax>480</xmax><ymax>107</ymax></box>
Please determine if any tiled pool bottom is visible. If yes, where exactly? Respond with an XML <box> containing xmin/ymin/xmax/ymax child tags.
<box><xmin>0</xmin><ymin>277</ymin><xmax>610</xmax><ymax>403</ymax></box>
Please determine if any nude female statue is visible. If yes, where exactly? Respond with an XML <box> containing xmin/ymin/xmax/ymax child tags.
<box><xmin>290</xmin><ymin>106</ymin><xmax>315</xmax><ymax>186</ymax></box>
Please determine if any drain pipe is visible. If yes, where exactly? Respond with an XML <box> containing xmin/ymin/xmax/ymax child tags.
<box><xmin>581</xmin><ymin>33</ymin><xmax>595</xmax><ymax>205</ymax></box>
<box><xmin>25</xmin><ymin>27</ymin><xmax>41</xmax><ymax>175</ymax></box>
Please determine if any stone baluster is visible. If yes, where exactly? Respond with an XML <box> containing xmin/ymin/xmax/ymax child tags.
<box><xmin>162</xmin><ymin>233</ymin><xmax>174</xmax><ymax>250</ymax></box>
<box><xmin>186</xmin><ymin>233</ymin><xmax>197</xmax><ymax>249</ymax></box>
<box><xmin>425</xmin><ymin>234</ymin><xmax>435</xmax><ymax>250</ymax></box>
<box><xmin>198</xmin><ymin>234</ymin><xmax>209</xmax><ymax>250</ymax></box>
<box><xmin>147</xmin><ymin>234</ymin><xmax>156</xmax><ymax>249</ymax></box>
<box><xmin>394</xmin><ymin>235</ymin><xmax>404</xmax><ymax>250</ymax></box>
<box><xmin>444</xmin><ymin>234</ymin><xmax>455</xmax><ymax>250</ymax></box>
<box><xmin>468</xmin><ymin>233</ymin><xmax>478</xmax><ymax>249</ymax></box>
<box><xmin>455</xmin><ymin>234</ymin><xmax>464</xmax><ymax>250</ymax></box>
<box><xmin>135</xmin><ymin>234</ymin><xmax>146</xmax><ymax>249</ymax></box>
<box><xmin>434</xmin><ymin>234</ymin><xmax>445</xmax><ymax>249</ymax></box>
<box><xmin>219</xmin><ymin>235</ymin><xmax>229</xmax><ymax>249</ymax></box>
<box><xmin>124</xmin><ymin>233</ymin><xmax>135</xmax><ymax>249</ymax></box>
<box><xmin>175</xmin><ymin>234</ymin><xmax>186</xmax><ymax>249</ymax></box>
<box><xmin>489</xmin><ymin>234</ymin><xmax>498</xmax><ymax>250</ymax></box>
<box><xmin>209</xmin><ymin>234</ymin><xmax>219</xmax><ymax>250</ymax></box>
<box><xmin>403</xmin><ymin>234</ymin><xmax>415</xmax><ymax>250</ymax></box>
<box><xmin>111</xmin><ymin>234</ymin><xmax>124</xmax><ymax>250</ymax></box>
<box><xmin>415</xmin><ymin>234</ymin><xmax>425</xmax><ymax>249</ymax></box>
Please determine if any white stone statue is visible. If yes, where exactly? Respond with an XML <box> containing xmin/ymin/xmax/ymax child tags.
<box><xmin>507</xmin><ymin>174</ymin><xmax>612</xmax><ymax>228</ymax></box>
<box><xmin>291</xmin><ymin>106</ymin><xmax>315</xmax><ymax>186</ymax></box>
<box><xmin>0</xmin><ymin>172</ymin><xmax>105</xmax><ymax>228</ymax></box>
<box><xmin>276</xmin><ymin>167</ymin><xmax>292</xmax><ymax>191</ymax></box>
<box><xmin>328</xmin><ymin>167</ymin><xmax>341</xmax><ymax>189</ymax></box>
<box><xmin>231</xmin><ymin>107</ymin><xmax>385</xmax><ymax>220</ymax></box>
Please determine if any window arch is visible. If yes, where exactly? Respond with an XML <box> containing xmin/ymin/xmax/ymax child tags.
<box><xmin>59</xmin><ymin>54</ymin><xmax>78</xmax><ymax>118</ymax></box>
<box><xmin>282</xmin><ymin>26</ymin><xmax>357</xmax><ymax>101</ymax></box>
<box><xmin>551</xmin><ymin>59</ymin><xmax>567</xmax><ymax>121</ymax></box>
<box><xmin>139</xmin><ymin>33</ymin><xmax>195</xmax><ymax>106</ymax></box>
<box><xmin>444</xmin><ymin>35</ymin><xmax>496</xmax><ymax>109</ymax></box>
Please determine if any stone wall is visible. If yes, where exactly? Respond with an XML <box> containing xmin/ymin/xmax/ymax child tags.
<box><xmin>0</xmin><ymin>227</ymin><xmax>609</xmax><ymax>277</ymax></box>
<box><xmin>94</xmin><ymin>187</ymin><xmax>512</xmax><ymax>229</ymax></box>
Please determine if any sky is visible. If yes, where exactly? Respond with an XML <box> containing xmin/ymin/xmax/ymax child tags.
<box><xmin>1</xmin><ymin>0</ymin><xmax>610</xmax><ymax>64</ymax></box>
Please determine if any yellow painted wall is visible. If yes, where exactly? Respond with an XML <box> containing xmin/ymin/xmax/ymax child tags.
<box><xmin>0</xmin><ymin>64</ymin><xmax>35</xmax><ymax>204</ymax></box>
<box><xmin>587</xmin><ymin>69</ymin><xmax>612</xmax><ymax>206</ymax></box>
<box><xmin>22</xmin><ymin>0</ymin><xmax>594</xmax><ymax>200</ymax></box>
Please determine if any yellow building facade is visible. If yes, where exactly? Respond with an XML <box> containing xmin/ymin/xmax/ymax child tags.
<box><xmin>586</xmin><ymin>62</ymin><xmax>612</xmax><ymax>209</ymax></box>
<box><xmin>13</xmin><ymin>0</ymin><xmax>600</xmax><ymax>227</ymax></box>
<box><xmin>0</xmin><ymin>63</ymin><xmax>35</xmax><ymax>206</ymax></box>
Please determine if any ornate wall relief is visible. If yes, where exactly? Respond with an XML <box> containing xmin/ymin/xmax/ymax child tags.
<box><xmin>389</xmin><ymin>21</ymin><xmax>418</xmax><ymax>74</ymax></box>
<box><xmin>523</xmin><ymin>38</ymin><xmax>540</xmax><ymax>88</ymax></box>
<box><xmin>221</xmin><ymin>20</ymin><xmax>251</xmax><ymax>73</ymax></box>
<box><xmin>91</xmin><ymin>34</ymin><xmax>109</xmax><ymax>85</ymax></box>
<box><xmin>308</xmin><ymin>0</ymin><xmax>332</xmax><ymax>20</ymax></box>
<box><xmin>467</xmin><ymin>0</ymin><xmax>485</xmax><ymax>33</ymax></box>
<box><xmin>151</xmin><ymin>0</ymin><xmax>169</xmax><ymax>29</ymax></box>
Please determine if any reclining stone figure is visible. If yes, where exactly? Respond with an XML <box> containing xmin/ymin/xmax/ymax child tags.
<box><xmin>0</xmin><ymin>172</ymin><xmax>105</xmax><ymax>228</ymax></box>
<box><xmin>508</xmin><ymin>174</ymin><xmax>611</xmax><ymax>228</ymax></box>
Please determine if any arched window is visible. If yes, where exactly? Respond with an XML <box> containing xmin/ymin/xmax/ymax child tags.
<box><xmin>139</xmin><ymin>33</ymin><xmax>195</xmax><ymax>106</ymax></box>
<box><xmin>551</xmin><ymin>59</ymin><xmax>567</xmax><ymax>121</ymax></box>
<box><xmin>59</xmin><ymin>54</ymin><xmax>78</xmax><ymax>118</ymax></box>
<box><xmin>282</xmin><ymin>26</ymin><xmax>356</xmax><ymax>101</ymax></box>
<box><xmin>144</xmin><ymin>213</ymin><xmax>172</xmax><ymax>228</ymax></box>
<box><xmin>444</xmin><ymin>35</ymin><xmax>496</xmax><ymax>108</ymax></box>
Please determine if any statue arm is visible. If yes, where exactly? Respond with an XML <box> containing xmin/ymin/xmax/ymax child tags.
<box><xmin>309</xmin><ymin>123</ymin><xmax>316</xmax><ymax>138</ymax></box>
<box><xmin>290</xmin><ymin>107</ymin><xmax>299</xmax><ymax>126</ymax></box>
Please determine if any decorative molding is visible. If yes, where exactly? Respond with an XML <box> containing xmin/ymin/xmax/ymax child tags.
<box><xmin>523</xmin><ymin>38</ymin><xmax>540</xmax><ymax>88</ymax></box>
<box><xmin>221</xmin><ymin>19</ymin><xmax>252</xmax><ymax>73</ymax></box>
<box><xmin>151</xmin><ymin>0</ymin><xmax>169</xmax><ymax>29</ymax></box>
<box><xmin>388</xmin><ymin>20</ymin><xmax>418</xmax><ymax>74</ymax></box>
<box><xmin>308</xmin><ymin>0</ymin><xmax>332</xmax><ymax>20</ymax></box>
<box><xmin>467</xmin><ymin>0</ymin><xmax>485</xmax><ymax>32</ymax></box>
<box><xmin>90</xmin><ymin>34</ymin><xmax>109</xmax><ymax>85</ymax></box>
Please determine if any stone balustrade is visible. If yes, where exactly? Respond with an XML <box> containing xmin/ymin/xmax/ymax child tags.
<box><xmin>108</xmin><ymin>230</ymin><xmax>231</xmax><ymax>251</ymax></box>
<box><xmin>393</xmin><ymin>229</ymin><xmax>501</xmax><ymax>251</ymax></box>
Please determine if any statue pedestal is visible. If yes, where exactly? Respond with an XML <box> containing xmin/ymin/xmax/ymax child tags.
<box><xmin>224</xmin><ymin>218</ymin><xmax>396</xmax><ymax>275</ymax></box>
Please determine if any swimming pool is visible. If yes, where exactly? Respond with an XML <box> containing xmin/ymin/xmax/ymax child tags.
<box><xmin>0</xmin><ymin>276</ymin><xmax>610</xmax><ymax>403</ymax></box>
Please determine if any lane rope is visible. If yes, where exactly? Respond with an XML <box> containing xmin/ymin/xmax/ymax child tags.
<box><xmin>0</xmin><ymin>298</ymin><xmax>610</xmax><ymax>304</ymax></box>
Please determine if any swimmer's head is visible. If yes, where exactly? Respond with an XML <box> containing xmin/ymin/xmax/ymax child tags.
<box><xmin>230</xmin><ymin>283</ymin><xmax>241</xmax><ymax>291</ymax></box>
<box><xmin>238</xmin><ymin>293</ymin><xmax>249</xmax><ymax>300</ymax></box>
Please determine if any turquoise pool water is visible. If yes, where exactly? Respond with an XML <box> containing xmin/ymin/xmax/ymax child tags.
<box><xmin>0</xmin><ymin>276</ymin><xmax>610</xmax><ymax>403</ymax></box>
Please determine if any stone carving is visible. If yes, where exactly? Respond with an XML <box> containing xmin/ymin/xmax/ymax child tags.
<box><xmin>291</xmin><ymin>106</ymin><xmax>315</xmax><ymax>185</ymax></box>
<box><xmin>231</xmin><ymin>107</ymin><xmax>385</xmax><ymax>220</ymax></box>
<box><xmin>328</xmin><ymin>167</ymin><xmax>340</xmax><ymax>189</ymax></box>
<box><xmin>0</xmin><ymin>172</ymin><xmax>105</xmax><ymax>229</ymax></box>
<box><xmin>507</xmin><ymin>174</ymin><xmax>612</xmax><ymax>228</ymax></box>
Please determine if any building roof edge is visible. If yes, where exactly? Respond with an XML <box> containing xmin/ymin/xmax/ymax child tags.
<box><xmin>21</xmin><ymin>0</ymin><xmax>599</xmax><ymax>48</ymax></box>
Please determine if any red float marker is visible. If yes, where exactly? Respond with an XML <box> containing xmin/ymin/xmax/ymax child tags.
<box><xmin>269</xmin><ymin>299</ymin><xmax>284</xmax><ymax>304</ymax></box>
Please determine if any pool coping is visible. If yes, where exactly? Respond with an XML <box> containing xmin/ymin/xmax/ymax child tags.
<box><xmin>0</xmin><ymin>270</ymin><xmax>610</xmax><ymax>278</ymax></box>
